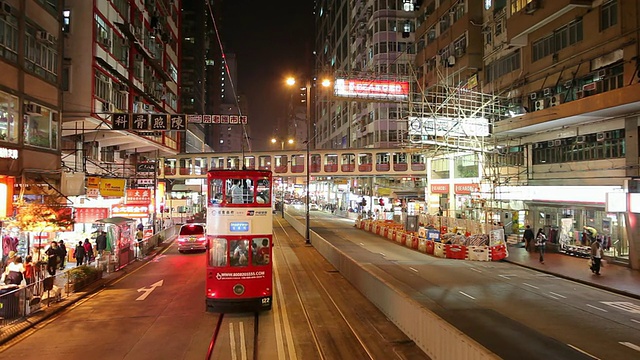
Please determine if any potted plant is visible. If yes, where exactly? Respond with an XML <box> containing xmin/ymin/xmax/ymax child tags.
<box><xmin>66</xmin><ymin>265</ymin><xmax>102</xmax><ymax>292</ymax></box>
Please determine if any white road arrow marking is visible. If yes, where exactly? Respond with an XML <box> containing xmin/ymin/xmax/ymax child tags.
<box><xmin>151</xmin><ymin>255</ymin><xmax>166</xmax><ymax>262</ymax></box>
<box><xmin>136</xmin><ymin>280</ymin><xmax>164</xmax><ymax>301</ymax></box>
<box><xmin>601</xmin><ymin>301</ymin><xmax>640</xmax><ymax>314</ymax></box>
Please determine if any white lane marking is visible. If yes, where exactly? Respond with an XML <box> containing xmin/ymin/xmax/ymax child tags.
<box><xmin>631</xmin><ymin>319</ymin><xmax>640</xmax><ymax>325</ymax></box>
<box><xmin>549</xmin><ymin>292</ymin><xmax>566</xmax><ymax>299</ymax></box>
<box><xmin>601</xmin><ymin>301</ymin><xmax>640</xmax><ymax>314</ymax></box>
<box><xmin>135</xmin><ymin>280</ymin><xmax>164</xmax><ymax>301</ymax></box>
<box><xmin>409</xmin><ymin>267</ymin><xmax>418</xmax><ymax>273</ymax></box>
<box><xmin>498</xmin><ymin>274</ymin><xmax>517</xmax><ymax>279</ymax></box>
<box><xmin>567</xmin><ymin>344</ymin><xmax>601</xmax><ymax>359</ymax></box>
<box><xmin>620</xmin><ymin>342</ymin><xmax>640</xmax><ymax>352</ymax></box>
<box><xmin>586</xmin><ymin>304</ymin><xmax>608</xmax><ymax>312</ymax></box>
<box><xmin>459</xmin><ymin>291</ymin><xmax>476</xmax><ymax>300</ymax></box>
<box><xmin>547</xmin><ymin>294</ymin><xmax>559</xmax><ymax>300</ymax></box>
<box><xmin>239</xmin><ymin>321</ymin><xmax>247</xmax><ymax>360</ymax></box>
<box><xmin>229</xmin><ymin>323</ymin><xmax>238</xmax><ymax>360</ymax></box>
<box><xmin>359</xmin><ymin>242</ymin><xmax>365</xmax><ymax>247</ymax></box>
<box><xmin>379</xmin><ymin>252</ymin><xmax>385</xmax><ymax>257</ymax></box>
<box><xmin>522</xmin><ymin>282</ymin><xmax>540</xmax><ymax>289</ymax></box>
<box><xmin>469</xmin><ymin>267</ymin><xmax>482</xmax><ymax>273</ymax></box>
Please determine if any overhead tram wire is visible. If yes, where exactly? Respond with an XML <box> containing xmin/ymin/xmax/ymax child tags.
<box><xmin>206</xmin><ymin>2</ymin><xmax>251</xmax><ymax>162</ymax></box>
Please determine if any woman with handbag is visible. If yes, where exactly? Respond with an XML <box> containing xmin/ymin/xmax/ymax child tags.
<box><xmin>535</xmin><ymin>228</ymin><xmax>546</xmax><ymax>263</ymax></box>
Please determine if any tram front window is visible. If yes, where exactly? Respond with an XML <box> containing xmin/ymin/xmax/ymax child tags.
<box><xmin>208</xmin><ymin>238</ymin><xmax>227</xmax><ymax>267</ymax></box>
<box><xmin>230</xmin><ymin>239</ymin><xmax>250</xmax><ymax>266</ymax></box>
<box><xmin>252</xmin><ymin>238</ymin><xmax>271</xmax><ymax>265</ymax></box>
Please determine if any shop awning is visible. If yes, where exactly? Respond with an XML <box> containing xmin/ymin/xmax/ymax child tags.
<box><xmin>96</xmin><ymin>217</ymin><xmax>135</xmax><ymax>225</ymax></box>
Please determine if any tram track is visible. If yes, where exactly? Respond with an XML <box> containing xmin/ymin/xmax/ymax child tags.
<box><xmin>205</xmin><ymin>312</ymin><xmax>260</xmax><ymax>360</ymax></box>
<box><xmin>273</xmin><ymin>216</ymin><xmax>376</xmax><ymax>360</ymax></box>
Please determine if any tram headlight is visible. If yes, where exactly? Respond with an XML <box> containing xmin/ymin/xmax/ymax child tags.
<box><xmin>233</xmin><ymin>284</ymin><xmax>245</xmax><ymax>296</ymax></box>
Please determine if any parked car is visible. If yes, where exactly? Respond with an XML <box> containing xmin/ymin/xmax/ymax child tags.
<box><xmin>309</xmin><ymin>203</ymin><xmax>319</xmax><ymax>211</ymax></box>
<box><xmin>177</xmin><ymin>223</ymin><xmax>206</xmax><ymax>253</ymax></box>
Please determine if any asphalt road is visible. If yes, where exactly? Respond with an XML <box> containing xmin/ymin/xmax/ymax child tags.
<box><xmin>302</xmin><ymin>210</ymin><xmax>640</xmax><ymax>360</ymax></box>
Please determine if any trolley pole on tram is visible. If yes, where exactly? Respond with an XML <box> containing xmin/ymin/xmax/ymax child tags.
<box><xmin>305</xmin><ymin>79</ymin><xmax>311</xmax><ymax>245</ymax></box>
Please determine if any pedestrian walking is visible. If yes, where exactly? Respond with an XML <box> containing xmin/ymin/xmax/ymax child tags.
<box><xmin>590</xmin><ymin>238</ymin><xmax>603</xmax><ymax>275</ymax></box>
<box><xmin>96</xmin><ymin>231</ymin><xmax>107</xmax><ymax>257</ymax></box>
<box><xmin>523</xmin><ymin>225</ymin><xmax>534</xmax><ymax>251</ymax></box>
<box><xmin>135</xmin><ymin>228</ymin><xmax>144</xmax><ymax>259</ymax></box>
<box><xmin>83</xmin><ymin>239</ymin><xmax>93</xmax><ymax>265</ymax></box>
<box><xmin>45</xmin><ymin>241</ymin><xmax>60</xmax><ymax>276</ymax></box>
<box><xmin>535</xmin><ymin>228</ymin><xmax>547</xmax><ymax>263</ymax></box>
<box><xmin>75</xmin><ymin>241</ymin><xmax>86</xmax><ymax>266</ymax></box>
<box><xmin>24</xmin><ymin>255</ymin><xmax>35</xmax><ymax>285</ymax></box>
<box><xmin>58</xmin><ymin>240</ymin><xmax>67</xmax><ymax>270</ymax></box>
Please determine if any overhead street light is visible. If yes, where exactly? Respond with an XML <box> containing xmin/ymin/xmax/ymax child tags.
<box><xmin>286</xmin><ymin>76</ymin><xmax>331</xmax><ymax>245</ymax></box>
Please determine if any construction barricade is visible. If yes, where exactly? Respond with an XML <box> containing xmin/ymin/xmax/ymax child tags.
<box><xmin>387</xmin><ymin>228</ymin><xmax>396</xmax><ymax>241</ymax></box>
<box><xmin>418</xmin><ymin>238</ymin><xmax>427</xmax><ymax>253</ymax></box>
<box><xmin>382</xmin><ymin>226</ymin><xmax>389</xmax><ymax>238</ymax></box>
<box><xmin>426</xmin><ymin>240</ymin><xmax>435</xmax><ymax>254</ymax></box>
<box><xmin>490</xmin><ymin>244</ymin><xmax>508</xmax><ymax>261</ymax></box>
<box><xmin>411</xmin><ymin>234</ymin><xmax>420</xmax><ymax>250</ymax></box>
<box><xmin>405</xmin><ymin>234</ymin><xmax>413</xmax><ymax>248</ymax></box>
<box><xmin>445</xmin><ymin>244</ymin><xmax>467</xmax><ymax>260</ymax></box>
<box><xmin>434</xmin><ymin>242</ymin><xmax>446</xmax><ymax>258</ymax></box>
<box><xmin>466</xmin><ymin>246</ymin><xmax>490</xmax><ymax>261</ymax></box>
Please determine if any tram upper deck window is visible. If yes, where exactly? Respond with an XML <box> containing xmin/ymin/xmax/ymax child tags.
<box><xmin>230</xmin><ymin>239</ymin><xmax>250</xmax><ymax>266</ymax></box>
<box><xmin>256</xmin><ymin>178</ymin><xmax>270</xmax><ymax>204</ymax></box>
<box><xmin>208</xmin><ymin>238</ymin><xmax>227</xmax><ymax>267</ymax></box>
<box><xmin>252</xmin><ymin>238</ymin><xmax>271</xmax><ymax>265</ymax></box>
<box><xmin>209</xmin><ymin>178</ymin><xmax>224</xmax><ymax>205</ymax></box>
<box><xmin>226</xmin><ymin>178</ymin><xmax>255</xmax><ymax>204</ymax></box>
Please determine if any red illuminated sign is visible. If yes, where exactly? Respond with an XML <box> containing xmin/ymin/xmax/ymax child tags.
<box><xmin>431</xmin><ymin>184</ymin><xmax>450</xmax><ymax>194</ymax></box>
<box><xmin>454</xmin><ymin>183</ymin><xmax>480</xmax><ymax>194</ymax></box>
<box><xmin>334</xmin><ymin>78</ymin><xmax>409</xmax><ymax>101</ymax></box>
<box><xmin>126</xmin><ymin>189</ymin><xmax>151</xmax><ymax>205</ymax></box>
<box><xmin>75</xmin><ymin>207</ymin><xmax>109</xmax><ymax>223</ymax></box>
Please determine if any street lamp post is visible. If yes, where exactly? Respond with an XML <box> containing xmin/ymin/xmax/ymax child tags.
<box><xmin>305</xmin><ymin>79</ymin><xmax>311</xmax><ymax>244</ymax></box>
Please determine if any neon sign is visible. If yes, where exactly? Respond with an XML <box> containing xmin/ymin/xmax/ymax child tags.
<box><xmin>333</xmin><ymin>78</ymin><xmax>409</xmax><ymax>101</ymax></box>
<box><xmin>0</xmin><ymin>147</ymin><xmax>18</xmax><ymax>159</ymax></box>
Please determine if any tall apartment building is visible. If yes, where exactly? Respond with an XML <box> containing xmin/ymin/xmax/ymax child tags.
<box><xmin>0</xmin><ymin>0</ymin><xmax>64</xmax><ymax>216</ymax></box>
<box><xmin>315</xmin><ymin>0</ymin><xmax>416</xmax><ymax>151</ymax></box>
<box><xmin>62</xmin><ymin>0</ymin><xmax>181</xmax><ymax>177</ymax></box>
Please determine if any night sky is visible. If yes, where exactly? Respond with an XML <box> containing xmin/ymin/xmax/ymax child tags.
<box><xmin>218</xmin><ymin>1</ymin><xmax>315</xmax><ymax>151</ymax></box>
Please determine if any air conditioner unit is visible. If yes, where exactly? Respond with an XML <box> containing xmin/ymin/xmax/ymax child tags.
<box><xmin>596</xmin><ymin>132</ymin><xmax>605</xmax><ymax>141</ymax></box>
<box><xmin>554</xmin><ymin>139</ymin><xmax>562</xmax><ymax>147</ymax></box>
<box><xmin>0</xmin><ymin>1</ymin><xmax>11</xmax><ymax>15</ymax></box>
<box><xmin>543</xmin><ymin>88</ymin><xmax>553</xmax><ymax>97</ymax></box>
<box><xmin>24</xmin><ymin>104</ymin><xmax>42</xmax><ymax>115</ymax></box>
<box><xmin>143</xmin><ymin>104</ymin><xmax>154</xmax><ymax>112</ymax></box>
<box><xmin>576</xmin><ymin>135</ymin><xmax>586</xmax><ymax>143</ymax></box>
<box><xmin>597</xmin><ymin>69</ymin><xmax>606</xmax><ymax>80</ymax></box>
<box><xmin>550</xmin><ymin>94</ymin><xmax>564</xmax><ymax>106</ymax></box>
<box><xmin>534</xmin><ymin>99</ymin><xmax>546</xmax><ymax>111</ymax></box>
<box><xmin>534</xmin><ymin>143</ymin><xmax>543</xmax><ymax>149</ymax></box>
<box><xmin>529</xmin><ymin>92</ymin><xmax>537</xmax><ymax>100</ymax></box>
<box><xmin>524</xmin><ymin>0</ymin><xmax>538</xmax><ymax>14</ymax></box>
<box><xmin>547</xmin><ymin>141</ymin><xmax>554</xmax><ymax>147</ymax></box>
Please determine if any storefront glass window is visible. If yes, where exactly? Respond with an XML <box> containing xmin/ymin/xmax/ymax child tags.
<box><xmin>454</xmin><ymin>154</ymin><xmax>479</xmax><ymax>178</ymax></box>
<box><xmin>431</xmin><ymin>158</ymin><xmax>449</xmax><ymax>179</ymax></box>
<box><xmin>23</xmin><ymin>103</ymin><xmax>57</xmax><ymax>150</ymax></box>
<box><xmin>0</xmin><ymin>92</ymin><xmax>19</xmax><ymax>143</ymax></box>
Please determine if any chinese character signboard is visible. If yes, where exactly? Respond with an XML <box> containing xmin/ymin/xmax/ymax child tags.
<box><xmin>111</xmin><ymin>204</ymin><xmax>149</xmax><ymax>219</ymax></box>
<box><xmin>126</xmin><ymin>189</ymin><xmax>151</xmax><ymax>205</ymax></box>
<box><xmin>99</xmin><ymin>178</ymin><xmax>126</xmax><ymax>197</ymax></box>
<box><xmin>75</xmin><ymin>207</ymin><xmax>109</xmax><ymax>223</ymax></box>
<box><xmin>106</xmin><ymin>113</ymin><xmax>248</xmax><ymax>131</ymax></box>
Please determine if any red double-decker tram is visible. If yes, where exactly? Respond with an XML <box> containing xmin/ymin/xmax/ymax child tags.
<box><xmin>205</xmin><ymin>170</ymin><xmax>273</xmax><ymax>313</ymax></box>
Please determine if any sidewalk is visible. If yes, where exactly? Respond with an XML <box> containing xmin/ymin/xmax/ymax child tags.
<box><xmin>0</xmin><ymin>238</ymin><xmax>174</xmax><ymax>346</ymax></box>
<box><xmin>504</xmin><ymin>244</ymin><xmax>640</xmax><ymax>300</ymax></box>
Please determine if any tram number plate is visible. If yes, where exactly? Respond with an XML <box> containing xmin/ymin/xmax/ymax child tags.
<box><xmin>262</xmin><ymin>298</ymin><xmax>271</xmax><ymax>305</ymax></box>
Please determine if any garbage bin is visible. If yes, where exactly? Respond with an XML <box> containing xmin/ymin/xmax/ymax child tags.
<box><xmin>0</xmin><ymin>284</ymin><xmax>20</xmax><ymax>319</ymax></box>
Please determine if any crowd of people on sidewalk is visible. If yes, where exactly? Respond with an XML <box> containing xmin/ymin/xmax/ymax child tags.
<box><xmin>521</xmin><ymin>224</ymin><xmax>604</xmax><ymax>275</ymax></box>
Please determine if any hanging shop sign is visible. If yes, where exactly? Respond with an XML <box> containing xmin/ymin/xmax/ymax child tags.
<box><xmin>87</xmin><ymin>177</ymin><xmax>101</xmax><ymax>189</ymax></box>
<box><xmin>333</xmin><ymin>78</ymin><xmax>409</xmax><ymax>101</ymax></box>
<box><xmin>134</xmin><ymin>178</ymin><xmax>156</xmax><ymax>188</ymax></box>
<box><xmin>136</xmin><ymin>162</ymin><xmax>156</xmax><ymax>174</ymax></box>
<box><xmin>408</xmin><ymin>116</ymin><xmax>490</xmax><ymax>138</ymax></box>
<box><xmin>111</xmin><ymin>204</ymin><xmax>149</xmax><ymax>218</ymax></box>
<box><xmin>126</xmin><ymin>189</ymin><xmax>151</xmax><ymax>205</ymax></box>
<box><xmin>0</xmin><ymin>147</ymin><xmax>18</xmax><ymax>159</ymax></box>
<box><xmin>75</xmin><ymin>207</ymin><xmax>109</xmax><ymax>223</ymax></box>
<box><xmin>187</xmin><ymin>114</ymin><xmax>248</xmax><ymax>124</ymax></box>
<box><xmin>111</xmin><ymin>114</ymin><xmax>186</xmax><ymax>131</ymax></box>
<box><xmin>454</xmin><ymin>183</ymin><xmax>480</xmax><ymax>194</ymax></box>
<box><xmin>431</xmin><ymin>184</ymin><xmax>450</xmax><ymax>194</ymax></box>
<box><xmin>99</xmin><ymin>178</ymin><xmax>126</xmax><ymax>197</ymax></box>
